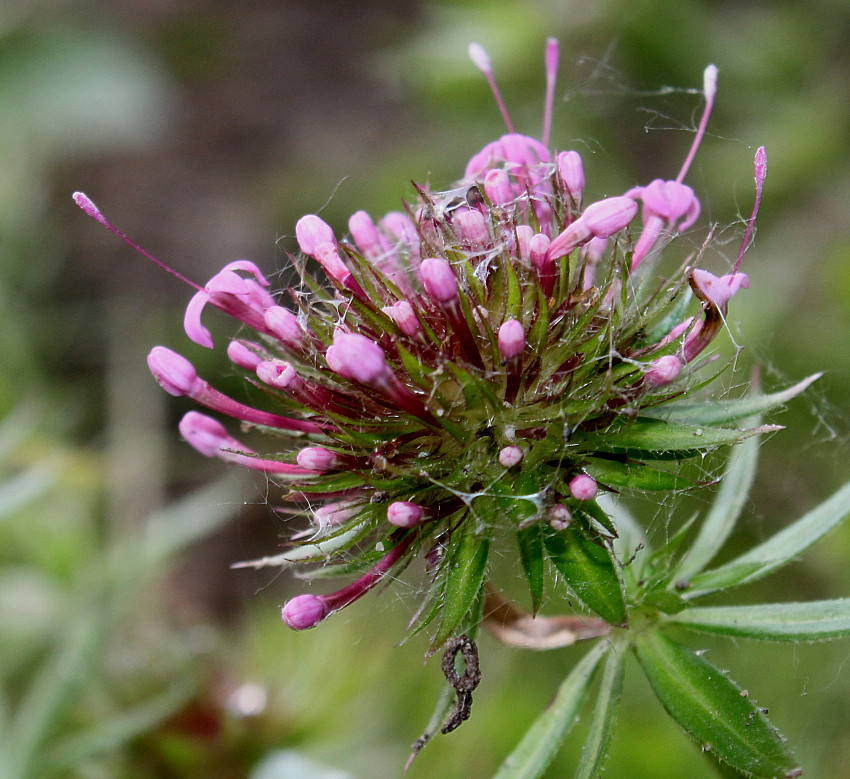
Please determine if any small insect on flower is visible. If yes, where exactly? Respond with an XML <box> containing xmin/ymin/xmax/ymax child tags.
<box><xmin>74</xmin><ymin>40</ymin><xmax>768</xmax><ymax>664</ymax></box>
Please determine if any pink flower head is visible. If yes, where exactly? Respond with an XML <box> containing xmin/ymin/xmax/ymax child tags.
<box><xmin>498</xmin><ymin>445</ymin><xmax>524</xmax><ymax>468</ymax></box>
<box><xmin>547</xmin><ymin>197</ymin><xmax>638</xmax><ymax>261</ymax></box>
<box><xmin>147</xmin><ymin>346</ymin><xmax>201</xmax><ymax>397</ymax></box>
<box><xmin>691</xmin><ymin>269</ymin><xmax>750</xmax><ymax>309</ymax></box>
<box><xmin>325</xmin><ymin>332</ymin><xmax>389</xmax><ymax>385</ymax></box>
<box><xmin>281</xmin><ymin>594</ymin><xmax>329</xmax><ymax>630</ymax></box>
<box><xmin>387</xmin><ymin>501</ymin><xmax>425</xmax><ymax>528</ymax></box>
<box><xmin>497</xmin><ymin>319</ymin><xmax>525</xmax><ymax>360</ymax></box>
<box><xmin>419</xmin><ymin>257</ymin><xmax>459</xmax><ymax>304</ymax></box>
<box><xmin>569</xmin><ymin>474</ymin><xmax>598</xmax><ymax>501</ymax></box>
<box><xmin>465</xmin><ymin>133</ymin><xmax>551</xmax><ymax>185</ymax></box>
<box><xmin>184</xmin><ymin>261</ymin><xmax>275</xmax><ymax>349</ymax></box>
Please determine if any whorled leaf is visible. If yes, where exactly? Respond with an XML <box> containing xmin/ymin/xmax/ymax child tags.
<box><xmin>685</xmin><ymin>478</ymin><xmax>850</xmax><ymax>598</ymax></box>
<box><xmin>669</xmin><ymin>599</ymin><xmax>850</xmax><ymax>642</ymax></box>
<box><xmin>634</xmin><ymin>630</ymin><xmax>800</xmax><ymax>778</ymax></box>
<box><xmin>494</xmin><ymin>641</ymin><xmax>609</xmax><ymax>779</ymax></box>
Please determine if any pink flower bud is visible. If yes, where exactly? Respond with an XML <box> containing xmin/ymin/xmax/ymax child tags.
<box><xmin>637</xmin><ymin>180</ymin><xmax>700</xmax><ymax>230</ymax></box>
<box><xmin>515</xmin><ymin>225</ymin><xmax>534</xmax><ymax>262</ymax></box>
<box><xmin>497</xmin><ymin>319</ymin><xmax>525</xmax><ymax>360</ymax></box>
<box><xmin>178</xmin><ymin>411</ymin><xmax>232</xmax><ymax>457</ymax></box>
<box><xmin>227</xmin><ymin>340</ymin><xmax>264</xmax><ymax>371</ymax></box>
<box><xmin>264</xmin><ymin>306</ymin><xmax>304</xmax><ymax>350</ymax></box>
<box><xmin>315</xmin><ymin>501</ymin><xmax>360</xmax><ymax>529</ymax></box>
<box><xmin>147</xmin><ymin>347</ymin><xmax>201</xmax><ymax>397</ymax></box>
<box><xmin>453</xmin><ymin>209</ymin><xmax>490</xmax><ymax>246</ymax></box>
<box><xmin>498</xmin><ymin>445</ymin><xmax>524</xmax><ymax>468</ymax></box>
<box><xmin>281</xmin><ymin>594</ymin><xmax>329</xmax><ymax>630</ymax></box>
<box><xmin>325</xmin><ymin>332</ymin><xmax>388</xmax><ymax>384</ymax></box>
<box><xmin>296</xmin><ymin>447</ymin><xmax>340</xmax><ymax>472</ymax></box>
<box><xmin>483</xmin><ymin>168</ymin><xmax>514</xmax><ymax>205</ymax></box>
<box><xmin>295</xmin><ymin>214</ymin><xmax>336</xmax><ymax>256</ymax></box>
<box><xmin>419</xmin><ymin>257</ymin><xmax>459</xmax><ymax>303</ymax></box>
<box><xmin>557</xmin><ymin>150</ymin><xmax>585</xmax><ymax>198</ymax></box>
<box><xmin>382</xmin><ymin>300</ymin><xmax>422</xmax><ymax>337</ymax></box>
<box><xmin>569</xmin><ymin>474</ymin><xmax>598</xmax><ymax>501</ymax></box>
<box><xmin>349</xmin><ymin>210</ymin><xmax>387</xmax><ymax>259</ymax></box>
<box><xmin>528</xmin><ymin>232</ymin><xmax>551</xmax><ymax>271</ymax></box>
<box><xmin>548</xmin><ymin>503</ymin><xmax>572</xmax><ymax>530</ymax></box>
<box><xmin>645</xmin><ymin>355</ymin><xmax>683</xmax><ymax>387</ymax></box>
<box><xmin>387</xmin><ymin>501</ymin><xmax>425</xmax><ymax>528</ymax></box>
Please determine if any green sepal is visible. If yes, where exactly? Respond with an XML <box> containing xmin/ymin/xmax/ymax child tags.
<box><xmin>634</xmin><ymin>630</ymin><xmax>799</xmax><ymax>779</ymax></box>
<box><xmin>544</xmin><ymin>526</ymin><xmax>626</xmax><ymax>625</ymax></box>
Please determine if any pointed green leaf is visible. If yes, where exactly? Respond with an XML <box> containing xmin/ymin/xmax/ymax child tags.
<box><xmin>686</xmin><ymin>478</ymin><xmax>850</xmax><ymax>598</ymax></box>
<box><xmin>575</xmin><ymin>644</ymin><xmax>625</xmax><ymax>779</ymax></box>
<box><xmin>430</xmin><ymin>524</ymin><xmax>490</xmax><ymax>652</ymax></box>
<box><xmin>544</xmin><ymin>527</ymin><xmax>626</xmax><ymax>625</ymax></box>
<box><xmin>669</xmin><ymin>599</ymin><xmax>850</xmax><ymax>642</ymax></box>
<box><xmin>584</xmin><ymin>457</ymin><xmax>694</xmax><ymax>492</ymax></box>
<box><xmin>674</xmin><ymin>422</ymin><xmax>762</xmax><ymax>581</ymax></box>
<box><xmin>634</xmin><ymin>630</ymin><xmax>799</xmax><ymax>778</ymax></box>
<box><xmin>516</xmin><ymin>525</ymin><xmax>545</xmax><ymax>615</ymax></box>
<box><xmin>494</xmin><ymin>642</ymin><xmax>608</xmax><ymax>779</ymax></box>
<box><xmin>645</xmin><ymin>374</ymin><xmax>821</xmax><ymax>426</ymax></box>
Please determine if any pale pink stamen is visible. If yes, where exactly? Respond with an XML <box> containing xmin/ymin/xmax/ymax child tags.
<box><xmin>542</xmin><ymin>38</ymin><xmax>559</xmax><ymax>148</ymax></box>
<box><xmin>676</xmin><ymin>64</ymin><xmax>718</xmax><ymax>184</ymax></box>
<box><xmin>734</xmin><ymin>146</ymin><xmax>767</xmax><ymax>273</ymax></box>
<box><xmin>469</xmin><ymin>42</ymin><xmax>514</xmax><ymax>133</ymax></box>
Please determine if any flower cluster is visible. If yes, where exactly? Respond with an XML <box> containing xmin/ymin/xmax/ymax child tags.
<box><xmin>75</xmin><ymin>39</ymin><xmax>766</xmax><ymax>649</ymax></box>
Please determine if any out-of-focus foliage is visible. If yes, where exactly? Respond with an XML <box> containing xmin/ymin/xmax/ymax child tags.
<box><xmin>2</xmin><ymin>0</ymin><xmax>849</xmax><ymax>776</ymax></box>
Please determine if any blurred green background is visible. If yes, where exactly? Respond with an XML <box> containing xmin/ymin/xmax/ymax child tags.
<box><xmin>1</xmin><ymin>0</ymin><xmax>849</xmax><ymax>776</ymax></box>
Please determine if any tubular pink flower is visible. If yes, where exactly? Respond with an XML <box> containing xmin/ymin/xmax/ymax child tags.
<box><xmin>178</xmin><ymin>411</ymin><xmax>313</xmax><ymax>475</ymax></box>
<box><xmin>498</xmin><ymin>319</ymin><xmax>525</xmax><ymax>360</ymax></box>
<box><xmin>325</xmin><ymin>332</ymin><xmax>389</xmax><ymax>384</ymax></box>
<box><xmin>264</xmin><ymin>306</ymin><xmax>305</xmax><ymax>350</ymax></box>
<box><xmin>148</xmin><ymin>346</ymin><xmax>321</xmax><ymax>433</ymax></box>
<box><xmin>227</xmin><ymin>340</ymin><xmax>264</xmax><ymax>371</ymax></box>
<box><xmin>383</xmin><ymin>300</ymin><xmax>422</xmax><ymax>337</ymax></box>
<box><xmin>387</xmin><ymin>501</ymin><xmax>425</xmax><ymax>528</ymax></box>
<box><xmin>569</xmin><ymin>474</ymin><xmax>598</xmax><ymax>501</ymax></box>
<box><xmin>645</xmin><ymin>355</ymin><xmax>683</xmax><ymax>387</ymax></box>
<box><xmin>184</xmin><ymin>261</ymin><xmax>276</xmax><ymax>348</ymax></box>
<box><xmin>515</xmin><ymin>225</ymin><xmax>534</xmax><ymax>262</ymax></box>
<box><xmin>547</xmin><ymin>197</ymin><xmax>638</xmax><ymax>261</ymax></box>
<box><xmin>297</xmin><ymin>446</ymin><xmax>340</xmax><ymax>472</ymax></box>
<box><xmin>295</xmin><ymin>214</ymin><xmax>336</xmax><ymax>255</ymax></box>
<box><xmin>256</xmin><ymin>359</ymin><xmax>301</xmax><ymax>391</ymax></box>
<box><xmin>419</xmin><ymin>257</ymin><xmax>459</xmax><ymax>304</ymax></box>
<box><xmin>483</xmin><ymin>168</ymin><xmax>515</xmax><ymax>206</ymax></box>
<box><xmin>281</xmin><ymin>594</ymin><xmax>329</xmax><ymax>630</ymax></box>
<box><xmin>498</xmin><ymin>445</ymin><xmax>524</xmax><ymax>469</ymax></box>
<box><xmin>691</xmin><ymin>269</ymin><xmax>750</xmax><ymax>310</ymax></box>
<box><xmin>557</xmin><ymin>150</ymin><xmax>585</xmax><ymax>199</ymax></box>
